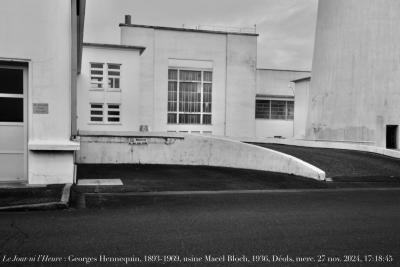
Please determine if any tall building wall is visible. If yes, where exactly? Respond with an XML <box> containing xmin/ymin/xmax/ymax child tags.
<box><xmin>307</xmin><ymin>0</ymin><xmax>400</xmax><ymax>147</ymax></box>
<box><xmin>0</xmin><ymin>0</ymin><xmax>80</xmax><ymax>184</ymax></box>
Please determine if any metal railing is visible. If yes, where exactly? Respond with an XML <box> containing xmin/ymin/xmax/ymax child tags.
<box><xmin>182</xmin><ymin>24</ymin><xmax>257</xmax><ymax>34</ymax></box>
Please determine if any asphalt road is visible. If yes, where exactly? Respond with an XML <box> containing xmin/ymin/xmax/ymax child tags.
<box><xmin>251</xmin><ymin>143</ymin><xmax>400</xmax><ymax>180</ymax></box>
<box><xmin>1</xmin><ymin>189</ymin><xmax>400</xmax><ymax>266</ymax></box>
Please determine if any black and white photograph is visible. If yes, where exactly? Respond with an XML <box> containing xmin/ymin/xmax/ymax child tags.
<box><xmin>0</xmin><ymin>0</ymin><xmax>399</xmax><ymax>266</ymax></box>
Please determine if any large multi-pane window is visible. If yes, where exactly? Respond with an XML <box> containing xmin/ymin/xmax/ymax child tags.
<box><xmin>167</xmin><ymin>68</ymin><xmax>212</xmax><ymax>124</ymax></box>
<box><xmin>255</xmin><ymin>98</ymin><xmax>294</xmax><ymax>120</ymax></box>
<box><xmin>90</xmin><ymin>63</ymin><xmax>121</xmax><ymax>90</ymax></box>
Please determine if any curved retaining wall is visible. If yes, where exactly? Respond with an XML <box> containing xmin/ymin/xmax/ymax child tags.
<box><xmin>76</xmin><ymin>132</ymin><xmax>325</xmax><ymax>181</ymax></box>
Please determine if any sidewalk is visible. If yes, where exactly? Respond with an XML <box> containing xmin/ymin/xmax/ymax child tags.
<box><xmin>0</xmin><ymin>184</ymin><xmax>71</xmax><ymax>211</ymax></box>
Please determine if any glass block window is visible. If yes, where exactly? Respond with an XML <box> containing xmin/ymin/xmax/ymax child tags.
<box><xmin>167</xmin><ymin>68</ymin><xmax>212</xmax><ymax>125</ymax></box>
<box><xmin>255</xmin><ymin>99</ymin><xmax>294</xmax><ymax>120</ymax></box>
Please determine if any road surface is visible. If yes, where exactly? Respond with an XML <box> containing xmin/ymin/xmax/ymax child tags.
<box><xmin>1</xmin><ymin>189</ymin><xmax>399</xmax><ymax>266</ymax></box>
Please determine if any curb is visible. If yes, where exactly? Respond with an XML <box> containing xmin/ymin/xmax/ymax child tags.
<box><xmin>75</xmin><ymin>187</ymin><xmax>400</xmax><ymax>209</ymax></box>
<box><xmin>84</xmin><ymin>187</ymin><xmax>400</xmax><ymax>197</ymax></box>
<box><xmin>0</xmin><ymin>184</ymin><xmax>72</xmax><ymax>212</ymax></box>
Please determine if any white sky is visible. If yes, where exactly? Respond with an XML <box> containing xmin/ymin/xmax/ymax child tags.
<box><xmin>84</xmin><ymin>0</ymin><xmax>318</xmax><ymax>71</ymax></box>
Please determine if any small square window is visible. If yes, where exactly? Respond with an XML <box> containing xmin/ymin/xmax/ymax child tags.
<box><xmin>90</xmin><ymin>63</ymin><xmax>104</xmax><ymax>89</ymax></box>
<box><xmin>90</xmin><ymin>103</ymin><xmax>104</xmax><ymax>122</ymax></box>
<box><xmin>107</xmin><ymin>104</ymin><xmax>121</xmax><ymax>123</ymax></box>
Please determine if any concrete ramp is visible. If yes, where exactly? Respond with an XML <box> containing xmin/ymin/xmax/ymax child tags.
<box><xmin>76</xmin><ymin>132</ymin><xmax>325</xmax><ymax>181</ymax></box>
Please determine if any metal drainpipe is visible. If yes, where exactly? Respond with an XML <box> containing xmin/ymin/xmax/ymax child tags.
<box><xmin>288</xmin><ymin>82</ymin><xmax>295</xmax><ymax>138</ymax></box>
<box><xmin>224</xmin><ymin>34</ymin><xmax>228</xmax><ymax>136</ymax></box>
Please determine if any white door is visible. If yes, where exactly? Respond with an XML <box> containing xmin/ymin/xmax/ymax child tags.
<box><xmin>0</xmin><ymin>66</ymin><xmax>27</xmax><ymax>182</ymax></box>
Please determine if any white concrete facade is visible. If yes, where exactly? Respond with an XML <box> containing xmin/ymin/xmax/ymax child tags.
<box><xmin>255</xmin><ymin>69</ymin><xmax>310</xmax><ymax>138</ymax></box>
<box><xmin>0</xmin><ymin>0</ymin><xmax>83</xmax><ymax>184</ymax></box>
<box><xmin>307</xmin><ymin>0</ymin><xmax>400</xmax><ymax>148</ymax></box>
<box><xmin>74</xmin><ymin>18</ymin><xmax>323</xmax><ymax>179</ymax></box>
<box><xmin>79</xmin><ymin>22</ymin><xmax>309</xmax><ymax>140</ymax></box>
<box><xmin>119</xmin><ymin>24</ymin><xmax>258</xmax><ymax>137</ymax></box>
<box><xmin>77</xmin><ymin>44</ymin><xmax>143</xmax><ymax>132</ymax></box>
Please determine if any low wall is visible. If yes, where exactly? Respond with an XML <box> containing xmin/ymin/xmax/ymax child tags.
<box><xmin>76</xmin><ymin>132</ymin><xmax>325</xmax><ymax>181</ymax></box>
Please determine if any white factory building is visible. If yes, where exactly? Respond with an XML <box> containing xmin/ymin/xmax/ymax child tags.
<box><xmin>77</xmin><ymin>15</ymin><xmax>309</xmax><ymax>140</ymax></box>
<box><xmin>1</xmin><ymin>8</ymin><xmax>309</xmax><ymax>185</ymax></box>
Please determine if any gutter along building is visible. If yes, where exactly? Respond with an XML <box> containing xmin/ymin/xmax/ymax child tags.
<box><xmin>0</xmin><ymin>0</ymin><xmax>85</xmax><ymax>184</ymax></box>
<box><xmin>77</xmin><ymin>15</ymin><xmax>309</xmax><ymax>139</ymax></box>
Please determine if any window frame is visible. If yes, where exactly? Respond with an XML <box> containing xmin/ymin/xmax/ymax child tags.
<box><xmin>106</xmin><ymin>103</ymin><xmax>121</xmax><ymax>124</ymax></box>
<box><xmin>89</xmin><ymin>62</ymin><xmax>122</xmax><ymax>92</ymax></box>
<box><xmin>255</xmin><ymin>97</ymin><xmax>294</xmax><ymax>121</ymax></box>
<box><xmin>0</xmin><ymin>66</ymin><xmax>26</xmax><ymax>126</ymax></box>
<box><xmin>89</xmin><ymin>63</ymin><xmax>104</xmax><ymax>90</ymax></box>
<box><xmin>89</xmin><ymin>103</ymin><xmax>121</xmax><ymax>125</ymax></box>
<box><xmin>89</xmin><ymin>103</ymin><xmax>104</xmax><ymax>123</ymax></box>
<box><xmin>167</xmin><ymin>67</ymin><xmax>213</xmax><ymax>125</ymax></box>
<box><xmin>107</xmin><ymin>63</ymin><xmax>121</xmax><ymax>91</ymax></box>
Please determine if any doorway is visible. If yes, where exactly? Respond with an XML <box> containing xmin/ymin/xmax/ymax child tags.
<box><xmin>386</xmin><ymin>125</ymin><xmax>398</xmax><ymax>149</ymax></box>
<box><xmin>0</xmin><ymin>65</ymin><xmax>27</xmax><ymax>182</ymax></box>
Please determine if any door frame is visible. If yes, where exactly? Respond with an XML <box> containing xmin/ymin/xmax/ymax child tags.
<box><xmin>0</xmin><ymin>63</ymin><xmax>28</xmax><ymax>182</ymax></box>
<box><xmin>386</xmin><ymin>125</ymin><xmax>398</xmax><ymax>149</ymax></box>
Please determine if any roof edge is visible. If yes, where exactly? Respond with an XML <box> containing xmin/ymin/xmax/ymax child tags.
<box><xmin>83</xmin><ymin>42</ymin><xmax>146</xmax><ymax>55</ymax></box>
<box><xmin>119</xmin><ymin>23</ymin><xmax>259</xmax><ymax>37</ymax></box>
<box><xmin>291</xmin><ymin>76</ymin><xmax>311</xmax><ymax>83</ymax></box>
<box><xmin>257</xmin><ymin>68</ymin><xmax>311</xmax><ymax>73</ymax></box>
